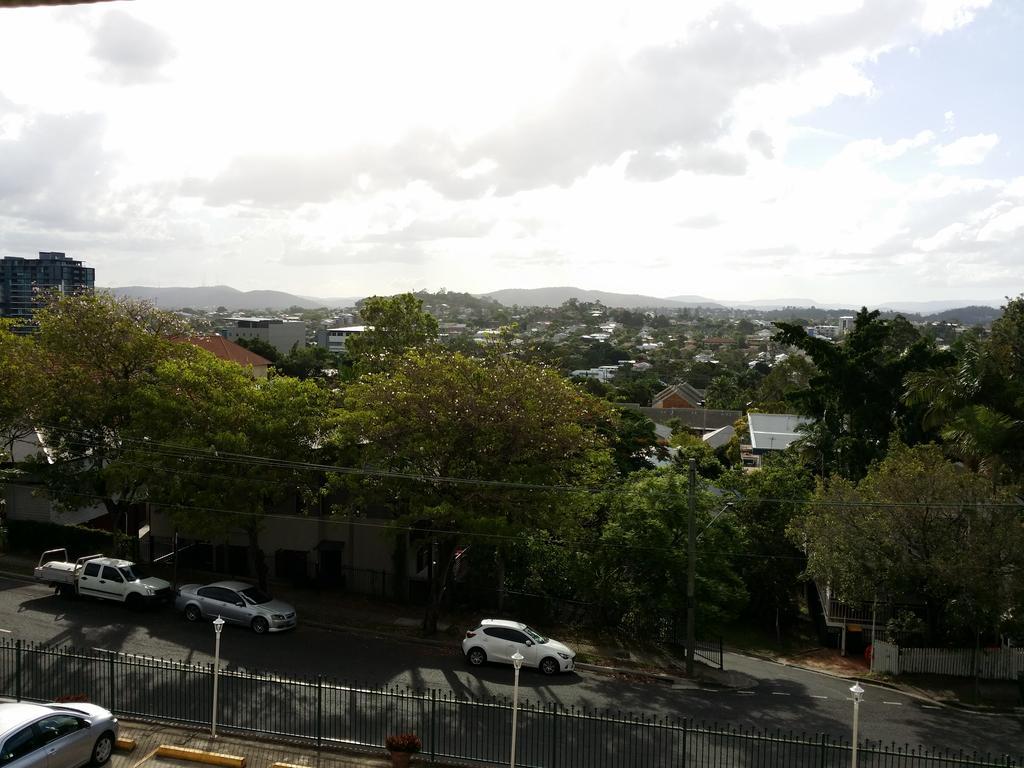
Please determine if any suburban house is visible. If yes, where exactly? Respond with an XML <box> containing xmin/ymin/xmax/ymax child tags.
<box><xmin>1</xmin><ymin>430</ymin><xmax>108</xmax><ymax>527</ymax></box>
<box><xmin>652</xmin><ymin>383</ymin><xmax>705</xmax><ymax>409</ymax></box>
<box><xmin>742</xmin><ymin>412</ymin><xmax>812</xmax><ymax>468</ymax></box>
<box><xmin>184</xmin><ymin>335</ymin><xmax>273</xmax><ymax>378</ymax></box>
<box><xmin>3</xmin><ymin>429</ymin><xmax>442</xmax><ymax>603</ymax></box>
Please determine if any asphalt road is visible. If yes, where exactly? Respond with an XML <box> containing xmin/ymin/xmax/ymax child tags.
<box><xmin>1</xmin><ymin>576</ymin><xmax>1021</xmax><ymax>759</ymax></box>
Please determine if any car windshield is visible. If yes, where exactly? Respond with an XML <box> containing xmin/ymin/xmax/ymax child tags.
<box><xmin>523</xmin><ymin>626</ymin><xmax>548</xmax><ymax>644</ymax></box>
<box><xmin>240</xmin><ymin>587</ymin><xmax>271</xmax><ymax>605</ymax></box>
<box><xmin>119</xmin><ymin>566</ymin><xmax>138</xmax><ymax>582</ymax></box>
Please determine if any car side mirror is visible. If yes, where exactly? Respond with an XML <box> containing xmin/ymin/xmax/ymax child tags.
<box><xmin>525</xmin><ymin>639</ymin><xmax>534</xmax><ymax>647</ymax></box>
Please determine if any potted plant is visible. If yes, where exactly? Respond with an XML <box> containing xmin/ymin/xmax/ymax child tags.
<box><xmin>385</xmin><ymin>733</ymin><xmax>422</xmax><ymax>767</ymax></box>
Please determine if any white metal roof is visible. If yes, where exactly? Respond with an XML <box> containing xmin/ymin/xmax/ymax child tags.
<box><xmin>747</xmin><ymin>413</ymin><xmax>812</xmax><ymax>452</ymax></box>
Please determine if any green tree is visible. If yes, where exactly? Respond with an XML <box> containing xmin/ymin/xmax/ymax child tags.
<box><xmin>347</xmin><ymin>293</ymin><xmax>439</xmax><ymax>371</ymax></box>
<box><xmin>789</xmin><ymin>442</ymin><xmax>1024</xmax><ymax>643</ymax></box>
<box><xmin>29</xmin><ymin>292</ymin><xmax>191</xmax><ymax>545</ymax></box>
<box><xmin>602</xmin><ymin>407</ymin><xmax>668</xmax><ymax>475</ymax></box>
<box><xmin>670</xmin><ymin>430</ymin><xmax>725</xmax><ymax>479</ymax></box>
<box><xmin>332</xmin><ymin>349</ymin><xmax>615</xmax><ymax>633</ymax></box>
<box><xmin>583</xmin><ymin>469</ymin><xmax>747</xmax><ymax>632</ymax></box>
<box><xmin>134</xmin><ymin>352</ymin><xmax>330</xmax><ymax>589</ymax></box>
<box><xmin>274</xmin><ymin>345</ymin><xmax>340</xmax><ymax>380</ymax></box>
<box><xmin>721</xmin><ymin>453</ymin><xmax>812</xmax><ymax>641</ymax></box>
<box><xmin>0</xmin><ymin>321</ymin><xmax>37</xmax><ymax>462</ymax></box>
<box><xmin>234</xmin><ymin>335</ymin><xmax>279</xmax><ymax>362</ymax></box>
<box><xmin>904</xmin><ymin>295</ymin><xmax>1024</xmax><ymax>484</ymax></box>
<box><xmin>752</xmin><ymin>355</ymin><xmax>816</xmax><ymax>412</ymax></box>
<box><xmin>775</xmin><ymin>309</ymin><xmax>950</xmax><ymax>479</ymax></box>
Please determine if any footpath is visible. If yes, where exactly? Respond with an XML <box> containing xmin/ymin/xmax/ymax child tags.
<box><xmin>2</xmin><ymin>551</ymin><xmax>1022</xmax><ymax>766</ymax></box>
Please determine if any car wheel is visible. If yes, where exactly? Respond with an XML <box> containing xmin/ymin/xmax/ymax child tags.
<box><xmin>125</xmin><ymin>593</ymin><xmax>143</xmax><ymax>611</ymax></box>
<box><xmin>539</xmin><ymin>657</ymin><xmax>559</xmax><ymax>676</ymax></box>
<box><xmin>184</xmin><ymin>604</ymin><xmax>202</xmax><ymax>622</ymax></box>
<box><xmin>57</xmin><ymin>583</ymin><xmax>75</xmax><ymax>599</ymax></box>
<box><xmin>251</xmin><ymin>616</ymin><xmax>269</xmax><ymax>634</ymax></box>
<box><xmin>466</xmin><ymin>647</ymin><xmax>486</xmax><ymax>667</ymax></box>
<box><xmin>91</xmin><ymin>731</ymin><xmax>115</xmax><ymax>765</ymax></box>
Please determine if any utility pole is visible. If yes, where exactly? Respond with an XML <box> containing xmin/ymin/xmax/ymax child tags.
<box><xmin>686</xmin><ymin>457</ymin><xmax>696</xmax><ymax>677</ymax></box>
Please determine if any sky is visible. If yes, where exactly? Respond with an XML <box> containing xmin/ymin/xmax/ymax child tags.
<box><xmin>0</xmin><ymin>0</ymin><xmax>1021</xmax><ymax>305</ymax></box>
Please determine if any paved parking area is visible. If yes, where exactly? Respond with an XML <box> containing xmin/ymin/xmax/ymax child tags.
<box><xmin>113</xmin><ymin>720</ymin><xmax>397</xmax><ymax>768</ymax></box>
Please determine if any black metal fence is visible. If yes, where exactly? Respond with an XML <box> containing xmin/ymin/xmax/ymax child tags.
<box><xmin>0</xmin><ymin>639</ymin><xmax>1017</xmax><ymax>768</ymax></box>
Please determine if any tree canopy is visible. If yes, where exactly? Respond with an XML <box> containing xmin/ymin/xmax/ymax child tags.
<box><xmin>775</xmin><ymin>308</ymin><xmax>951</xmax><ymax>479</ymax></box>
<box><xmin>347</xmin><ymin>293</ymin><xmax>439</xmax><ymax>370</ymax></box>
<box><xmin>26</xmin><ymin>292</ymin><xmax>191</xmax><ymax>542</ymax></box>
<box><xmin>331</xmin><ymin>348</ymin><xmax>615</xmax><ymax>631</ymax></box>
<box><xmin>790</xmin><ymin>442</ymin><xmax>1024</xmax><ymax>643</ymax></box>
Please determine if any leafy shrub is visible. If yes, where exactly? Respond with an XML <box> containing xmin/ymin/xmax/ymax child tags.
<box><xmin>5</xmin><ymin>519</ymin><xmax>117</xmax><ymax>558</ymax></box>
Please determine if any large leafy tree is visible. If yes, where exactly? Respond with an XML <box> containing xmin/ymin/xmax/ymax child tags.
<box><xmin>775</xmin><ymin>309</ymin><xmax>950</xmax><ymax>479</ymax></box>
<box><xmin>904</xmin><ymin>295</ymin><xmax>1024</xmax><ymax>484</ymax></box>
<box><xmin>332</xmin><ymin>349</ymin><xmax>615</xmax><ymax>633</ymax></box>
<box><xmin>790</xmin><ymin>442</ymin><xmax>1024</xmax><ymax>643</ymax></box>
<box><xmin>0</xmin><ymin>321</ymin><xmax>37</xmax><ymax>463</ymax></box>
<box><xmin>132</xmin><ymin>353</ymin><xmax>330</xmax><ymax>590</ymax></box>
<box><xmin>578</xmin><ymin>469</ymin><xmax>747</xmax><ymax>633</ymax></box>
<box><xmin>720</xmin><ymin>452</ymin><xmax>812</xmax><ymax>641</ymax></box>
<box><xmin>28</xmin><ymin>292</ymin><xmax>191</xmax><ymax>543</ymax></box>
<box><xmin>347</xmin><ymin>293</ymin><xmax>439</xmax><ymax>371</ymax></box>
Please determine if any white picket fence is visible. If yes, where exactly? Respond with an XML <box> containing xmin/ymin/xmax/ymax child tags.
<box><xmin>873</xmin><ymin>639</ymin><xmax>1024</xmax><ymax>680</ymax></box>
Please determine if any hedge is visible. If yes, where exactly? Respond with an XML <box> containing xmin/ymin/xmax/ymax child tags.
<box><xmin>4</xmin><ymin>519</ymin><xmax>122</xmax><ymax>560</ymax></box>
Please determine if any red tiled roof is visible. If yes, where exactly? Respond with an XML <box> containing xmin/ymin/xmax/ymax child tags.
<box><xmin>183</xmin><ymin>335</ymin><xmax>272</xmax><ymax>367</ymax></box>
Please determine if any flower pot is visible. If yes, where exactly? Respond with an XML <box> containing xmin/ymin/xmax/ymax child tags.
<box><xmin>389</xmin><ymin>750</ymin><xmax>413</xmax><ymax>768</ymax></box>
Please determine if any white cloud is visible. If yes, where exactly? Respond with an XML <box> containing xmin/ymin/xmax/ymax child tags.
<box><xmin>934</xmin><ymin>133</ymin><xmax>1000</xmax><ymax>166</ymax></box>
<box><xmin>0</xmin><ymin>0</ymin><xmax>1015</xmax><ymax>303</ymax></box>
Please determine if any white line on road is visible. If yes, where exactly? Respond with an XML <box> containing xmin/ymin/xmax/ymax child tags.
<box><xmin>882</xmin><ymin>701</ymin><xmax>904</xmax><ymax>706</ymax></box>
<box><xmin>921</xmin><ymin>705</ymin><xmax>941</xmax><ymax>710</ymax></box>
<box><xmin>770</xmin><ymin>692</ymin><xmax>790</xmax><ymax>696</ymax></box>
<box><xmin>810</xmin><ymin>695</ymin><xmax>828</xmax><ymax>700</ymax></box>
<box><xmin>736</xmin><ymin>691</ymin><xmax>756</xmax><ymax>695</ymax></box>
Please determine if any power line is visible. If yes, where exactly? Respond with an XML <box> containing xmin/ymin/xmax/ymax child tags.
<box><xmin>30</xmin><ymin>424</ymin><xmax>1024</xmax><ymax>509</ymax></box>
<box><xmin>1</xmin><ymin>480</ymin><xmax>805</xmax><ymax>562</ymax></box>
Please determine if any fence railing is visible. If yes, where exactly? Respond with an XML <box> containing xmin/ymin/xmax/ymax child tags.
<box><xmin>873</xmin><ymin>640</ymin><xmax>1024</xmax><ymax>681</ymax></box>
<box><xmin>0</xmin><ymin>639</ymin><xmax>1018</xmax><ymax>767</ymax></box>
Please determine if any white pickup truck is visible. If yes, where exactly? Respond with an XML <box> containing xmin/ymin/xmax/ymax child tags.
<box><xmin>34</xmin><ymin>548</ymin><xmax>173</xmax><ymax>608</ymax></box>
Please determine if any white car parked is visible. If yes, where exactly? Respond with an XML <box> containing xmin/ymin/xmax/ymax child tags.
<box><xmin>462</xmin><ymin>618</ymin><xmax>576</xmax><ymax>675</ymax></box>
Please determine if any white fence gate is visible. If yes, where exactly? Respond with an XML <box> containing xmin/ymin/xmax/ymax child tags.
<box><xmin>872</xmin><ymin>640</ymin><xmax>1024</xmax><ymax>680</ymax></box>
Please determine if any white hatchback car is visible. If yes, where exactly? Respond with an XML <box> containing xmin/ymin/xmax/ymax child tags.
<box><xmin>462</xmin><ymin>619</ymin><xmax>576</xmax><ymax>675</ymax></box>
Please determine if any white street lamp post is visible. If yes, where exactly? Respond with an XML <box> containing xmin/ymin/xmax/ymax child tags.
<box><xmin>509</xmin><ymin>651</ymin><xmax>524</xmax><ymax>768</ymax></box>
<box><xmin>211</xmin><ymin>616</ymin><xmax>225</xmax><ymax>738</ymax></box>
<box><xmin>849</xmin><ymin>681</ymin><xmax>864</xmax><ymax>768</ymax></box>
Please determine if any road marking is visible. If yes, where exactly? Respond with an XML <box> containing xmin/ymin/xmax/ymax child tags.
<box><xmin>736</xmin><ymin>691</ymin><xmax>756</xmax><ymax>695</ymax></box>
<box><xmin>771</xmin><ymin>692</ymin><xmax>790</xmax><ymax>696</ymax></box>
<box><xmin>810</xmin><ymin>695</ymin><xmax>828</xmax><ymax>700</ymax></box>
<box><xmin>882</xmin><ymin>701</ymin><xmax>903</xmax><ymax>706</ymax></box>
<box><xmin>921</xmin><ymin>705</ymin><xmax>941</xmax><ymax>710</ymax></box>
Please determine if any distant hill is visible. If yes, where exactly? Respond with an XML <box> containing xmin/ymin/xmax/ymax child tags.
<box><xmin>716</xmin><ymin>297</ymin><xmax>837</xmax><ymax>310</ymax></box>
<box><xmin>872</xmin><ymin>299</ymin><xmax>1000</xmax><ymax>314</ymax></box>
<box><xmin>920</xmin><ymin>305</ymin><xmax>1002</xmax><ymax>325</ymax></box>
<box><xmin>484</xmin><ymin>287</ymin><xmax>722</xmax><ymax>309</ymax></box>
<box><xmin>109</xmin><ymin>286</ymin><xmax>360</xmax><ymax>311</ymax></box>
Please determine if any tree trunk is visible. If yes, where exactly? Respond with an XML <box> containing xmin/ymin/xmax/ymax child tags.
<box><xmin>245</xmin><ymin>522</ymin><xmax>268</xmax><ymax>591</ymax></box>
<box><xmin>422</xmin><ymin>538</ymin><xmax>457</xmax><ymax>635</ymax></box>
<box><xmin>495</xmin><ymin>550</ymin><xmax>506</xmax><ymax>612</ymax></box>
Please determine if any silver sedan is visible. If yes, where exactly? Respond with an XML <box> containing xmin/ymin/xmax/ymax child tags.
<box><xmin>0</xmin><ymin>701</ymin><xmax>118</xmax><ymax>767</ymax></box>
<box><xmin>174</xmin><ymin>580</ymin><xmax>298</xmax><ymax>634</ymax></box>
